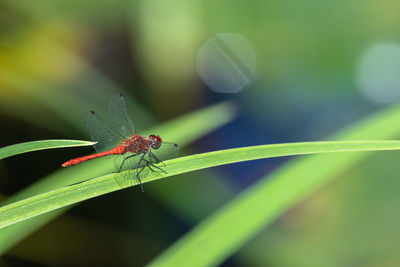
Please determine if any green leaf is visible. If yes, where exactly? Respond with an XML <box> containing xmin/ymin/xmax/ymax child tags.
<box><xmin>0</xmin><ymin>140</ymin><xmax>96</xmax><ymax>160</ymax></box>
<box><xmin>1</xmin><ymin>140</ymin><xmax>400</xmax><ymax>230</ymax></box>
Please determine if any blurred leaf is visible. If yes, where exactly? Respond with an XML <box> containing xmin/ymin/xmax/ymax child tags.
<box><xmin>0</xmin><ymin>139</ymin><xmax>96</xmax><ymax>160</ymax></box>
<box><xmin>4</xmin><ymin>0</ymin><xmax>127</xmax><ymax>27</ymax></box>
<box><xmin>144</xmin><ymin>102</ymin><xmax>236</xmax><ymax>145</ymax></box>
<box><xmin>238</xmin><ymin>151</ymin><xmax>400</xmax><ymax>267</ymax></box>
<box><xmin>0</xmin><ymin>158</ymin><xmax>112</xmax><ymax>253</ymax></box>
<box><xmin>1</xmin><ymin>140</ymin><xmax>400</xmax><ymax>230</ymax></box>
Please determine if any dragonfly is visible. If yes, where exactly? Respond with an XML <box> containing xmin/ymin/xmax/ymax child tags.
<box><xmin>62</xmin><ymin>93</ymin><xmax>179</xmax><ymax>191</ymax></box>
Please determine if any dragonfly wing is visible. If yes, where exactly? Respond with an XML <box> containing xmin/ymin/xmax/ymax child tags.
<box><xmin>114</xmin><ymin>153</ymin><xmax>147</xmax><ymax>172</ymax></box>
<box><xmin>151</xmin><ymin>142</ymin><xmax>179</xmax><ymax>162</ymax></box>
<box><xmin>108</xmin><ymin>93</ymin><xmax>135</xmax><ymax>139</ymax></box>
<box><xmin>86</xmin><ymin>111</ymin><xmax>124</xmax><ymax>152</ymax></box>
<box><xmin>113</xmin><ymin>162</ymin><xmax>150</xmax><ymax>188</ymax></box>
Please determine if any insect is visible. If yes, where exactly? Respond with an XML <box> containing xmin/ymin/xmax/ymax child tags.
<box><xmin>61</xmin><ymin>93</ymin><xmax>179</xmax><ymax>191</ymax></box>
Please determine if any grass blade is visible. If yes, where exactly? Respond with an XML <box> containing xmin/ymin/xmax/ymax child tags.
<box><xmin>0</xmin><ymin>140</ymin><xmax>96</xmax><ymax>160</ymax></box>
<box><xmin>1</xmin><ymin>140</ymin><xmax>400</xmax><ymax>230</ymax></box>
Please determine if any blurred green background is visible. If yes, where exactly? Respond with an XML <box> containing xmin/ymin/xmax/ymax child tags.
<box><xmin>1</xmin><ymin>0</ymin><xmax>400</xmax><ymax>266</ymax></box>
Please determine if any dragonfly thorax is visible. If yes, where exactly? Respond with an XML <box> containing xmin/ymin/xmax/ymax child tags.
<box><xmin>123</xmin><ymin>135</ymin><xmax>151</xmax><ymax>153</ymax></box>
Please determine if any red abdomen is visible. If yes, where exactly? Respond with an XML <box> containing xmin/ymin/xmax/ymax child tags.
<box><xmin>61</xmin><ymin>145</ymin><xmax>125</xmax><ymax>167</ymax></box>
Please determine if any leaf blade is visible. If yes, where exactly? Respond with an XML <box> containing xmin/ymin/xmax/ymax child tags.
<box><xmin>1</xmin><ymin>140</ymin><xmax>400</xmax><ymax>230</ymax></box>
<box><xmin>0</xmin><ymin>140</ymin><xmax>96</xmax><ymax>160</ymax></box>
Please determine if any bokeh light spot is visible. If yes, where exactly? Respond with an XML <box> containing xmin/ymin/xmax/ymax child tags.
<box><xmin>197</xmin><ymin>33</ymin><xmax>256</xmax><ymax>93</ymax></box>
<box><xmin>357</xmin><ymin>43</ymin><xmax>400</xmax><ymax>104</ymax></box>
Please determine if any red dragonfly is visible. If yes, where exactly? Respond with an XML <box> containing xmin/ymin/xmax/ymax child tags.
<box><xmin>62</xmin><ymin>93</ymin><xmax>179</xmax><ymax>190</ymax></box>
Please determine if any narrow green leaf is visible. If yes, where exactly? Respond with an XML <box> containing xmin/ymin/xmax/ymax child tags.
<box><xmin>1</xmin><ymin>140</ymin><xmax>400</xmax><ymax>230</ymax></box>
<box><xmin>0</xmin><ymin>140</ymin><xmax>96</xmax><ymax>160</ymax></box>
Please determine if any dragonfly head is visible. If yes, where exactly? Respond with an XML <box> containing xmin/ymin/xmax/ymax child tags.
<box><xmin>149</xmin><ymin>135</ymin><xmax>162</xmax><ymax>149</ymax></box>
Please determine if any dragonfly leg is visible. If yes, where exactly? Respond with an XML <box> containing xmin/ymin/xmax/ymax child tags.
<box><xmin>118</xmin><ymin>153</ymin><xmax>141</xmax><ymax>172</ymax></box>
<box><xmin>135</xmin><ymin>153</ymin><xmax>147</xmax><ymax>192</ymax></box>
<box><xmin>147</xmin><ymin>153</ymin><xmax>167</xmax><ymax>174</ymax></box>
<box><xmin>146</xmin><ymin>162</ymin><xmax>165</xmax><ymax>174</ymax></box>
<box><xmin>136</xmin><ymin>165</ymin><xmax>147</xmax><ymax>192</ymax></box>
<box><xmin>136</xmin><ymin>153</ymin><xmax>146</xmax><ymax>171</ymax></box>
<box><xmin>142</xmin><ymin>159</ymin><xmax>156</xmax><ymax>172</ymax></box>
<box><xmin>150</xmin><ymin>151</ymin><xmax>166</xmax><ymax>167</ymax></box>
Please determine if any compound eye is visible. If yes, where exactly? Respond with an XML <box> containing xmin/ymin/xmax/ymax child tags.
<box><xmin>149</xmin><ymin>135</ymin><xmax>162</xmax><ymax>149</ymax></box>
<box><xmin>155</xmin><ymin>144</ymin><xmax>161</xmax><ymax>149</ymax></box>
<box><xmin>152</xmin><ymin>142</ymin><xmax>161</xmax><ymax>149</ymax></box>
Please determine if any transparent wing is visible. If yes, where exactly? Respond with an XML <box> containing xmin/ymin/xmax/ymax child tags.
<box><xmin>151</xmin><ymin>142</ymin><xmax>179</xmax><ymax>162</ymax></box>
<box><xmin>86</xmin><ymin>111</ymin><xmax>125</xmax><ymax>152</ymax></box>
<box><xmin>114</xmin><ymin>152</ymin><xmax>148</xmax><ymax>172</ymax></box>
<box><xmin>108</xmin><ymin>93</ymin><xmax>135</xmax><ymax>139</ymax></box>
<box><xmin>114</xmin><ymin>168</ymin><xmax>150</xmax><ymax>190</ymax></box>
<box><xmin>113</xmin><ymin>142</ymin><xmax>179</xmax><ymax>172</ymax></box>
